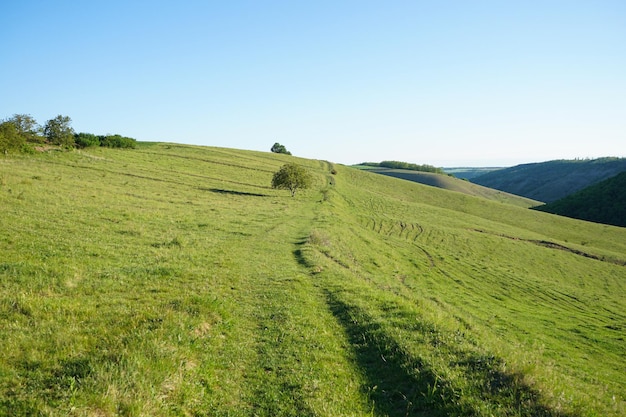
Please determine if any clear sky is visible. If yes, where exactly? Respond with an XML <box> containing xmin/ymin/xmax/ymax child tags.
<box><xmin>2</xmin><ymin>1</ymin><xmax>625</xmax><ymax>166</ymax></box>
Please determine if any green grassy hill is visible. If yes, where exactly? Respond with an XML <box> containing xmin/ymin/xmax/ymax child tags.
<box><xmin>533</xmin><ymin>171</ymin><xmax>626</xmax><ymax>227</ymax></box>
<box><xmin>354</xmin><ymin>166</ymin><xmax>540</xmax><ymax>207</ymax></box>
<box><xmin>1</xmin><ymin>144</ymin><xmax>625</xmax><ymax>416</ymax></box>
<box><xmin>471</xmin><ymin>157</ymin><xmax>626</xmax><ymax>203</ymax></box>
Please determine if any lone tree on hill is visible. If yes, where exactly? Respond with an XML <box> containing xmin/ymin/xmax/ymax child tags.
<box><xmin>271</xmin><ymin>163</ymin><xmax>312</xmax><ymax>197</ymax></box>
<box><xmin>271</xmin><ymin>142</ymin><xmax>291</xmax><ymax>155</ymax></box>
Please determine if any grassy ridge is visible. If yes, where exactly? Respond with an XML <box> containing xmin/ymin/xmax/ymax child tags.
<box><xmin>354</xmin><ymin>166</ymin><xmax>541</xmax><ymax>207</ymax></box>
<box><xmin>443</xmin><ymin>167</ymin><xmax>504</xmax><ymax>180</ymax></box>
<box><xmin>1</xmin><ymin>144</ymin><xmax>624</xmax><ymax>416</ymax></box>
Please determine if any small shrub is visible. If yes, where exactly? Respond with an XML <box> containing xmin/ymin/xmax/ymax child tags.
<box><xmin>307</xmin><ymin>230</ymin><xmax>331</xmax><ymax>248</ymax></box>
<box><xmin>100</xmin><ymin>134</ymin><xmax>137</xmax><ymax>149</ymax></box>
<box><xmin>271</xmin><ymin>142</ymin><xmax>291</xmax><ymax>155</ymax></box>
<box><xmin>0</xmin><ymin>121</ymin><xmax>26</xmax><ymax>154</ymax></box>
<box><xmin>74</xmin><ymin>133</ymin><xmax>100</xmax><ymax>148</ymax></box>
<box><xmin>20</xmin><ymin>143</ymin><xmax>35</xmax><ymax>154</ymax></box>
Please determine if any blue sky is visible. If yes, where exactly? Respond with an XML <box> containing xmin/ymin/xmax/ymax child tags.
<box><xmin>2</xmin><ymin>1</ymin><xmax>625</xmax><ymax>166</ymax></box>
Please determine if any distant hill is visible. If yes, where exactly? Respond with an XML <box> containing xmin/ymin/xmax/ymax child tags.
<box><xmin>443</xmin><ymin>167</ymin><xmax>504</xmax><ymax>180</ymax></box>
<box><xmin>471</xmin><ymin>157</ymin><xmax>626</xmax><ymax>203</ymax></box>
<box><xmin>359</xmin><ymin>160</ymin><xmax>445</xmax><ymax>174</ymax></box>
<box><xmin>533</xmin><ymin>171</ymin><xmax>626</xmax><ymax>227</ymax></box>
<box><xmin>354</xmin><ymin>166</ymin><xmax>541</xmax><ymax>208</ymax></box>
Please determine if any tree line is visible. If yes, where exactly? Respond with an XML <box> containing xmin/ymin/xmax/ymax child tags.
<box><xmin>0</xmin><ymin>113</ymin><xmax>136</xmax><ymax>154</ymax></box>
<box><xmin>360</xmin><ymin>160</ymin><xmax>445</xmax><ymax>174</ymax></box>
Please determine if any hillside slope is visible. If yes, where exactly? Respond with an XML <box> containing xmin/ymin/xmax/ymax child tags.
<box><xmin>533</xmin><ymin>171</ymin><xmax>626</xmax><ymax>227</ymax></box>
<box><xmin>443</xmin><ymin>166</ymin><xmax>504</xmax><ymax>180</ymax></box>
<box><xmin>1</xmin><ymin>144</ymin><xmax>624</xmax><ymax>416</ymax></box>
<box><xmin>472</xmin><ymin>157</ymin><xmax>626</xmax><ymax>202</ymax></box>
<box><xmin>356</xmin><ymin>166</ymin><xmax>540</xmax><ymax>207</ymax></box>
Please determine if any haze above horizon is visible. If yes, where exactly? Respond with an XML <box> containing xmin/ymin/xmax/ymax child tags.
<box><xmin>2</xmin><ymin>1</ymin><xmax>625</xmax><ymax>167</ymax></box>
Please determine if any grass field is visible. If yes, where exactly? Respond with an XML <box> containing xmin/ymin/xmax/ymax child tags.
<box><xmin>1</xmin><ymin>143</ymin><xmax>624</xmax><ymax>416</ymax></box>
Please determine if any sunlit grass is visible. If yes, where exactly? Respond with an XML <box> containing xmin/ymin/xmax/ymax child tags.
<box><xmin>303</xmin><ymin>165</ymin><xmax>625</xmax><ymax>416</ymax></box>
<box><xmin>1</xmin><ymin>143</ymin><xmax>624</xmax><ymax>416</ymax></box>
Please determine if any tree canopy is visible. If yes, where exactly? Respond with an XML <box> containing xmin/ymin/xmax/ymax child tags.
<box><xmin>271</xmin><ymin>142</ymin><xmax>291</xmax><ymax>155</ymax></box>
<box><xmin>0</xmin><ymin>113</ymin><xmax>45</xmax><ymax>153</ymax></box>
<box><xmin>0</xmin><ymin>121</ymin><xmax>24</xmax><ymax>153</ymax></box>
<box><xmin>360</xmin><ymin>160</ymin><xmax>445</xmax><ymax>174</ymax></box>
<box><xmin>6</xmin><ymin>114</ymin><xmax>42</xmax><ymax>143</ymax></box>
<box><xmin>44</xmin><ymin>115</ymin><xmax>75</xmax><ymax>147</ymax></box>
<box><xmin>271</xmin><ymin>163</ymin><xmax>312</xmax><ymax>197</ymax></box>
<box><xmin>0</xmin><ymin>113</ymin><xmax>138</xmax><ymax>153</ymax></box>
<box><xmin>533</xmin><ymin>171</ymin><xmax>626</xmax><ymax>227</ymax></box>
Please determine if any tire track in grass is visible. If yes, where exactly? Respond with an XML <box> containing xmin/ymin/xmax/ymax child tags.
<box><xmin>299</xmin><ymin>218</ymin><xmax>582</xmax><ymax>416</ymax></box>
<box><xmin>234</xmin><ymin>199</ymin><xmax>372</xmax><ymax>416</ymax></box>
<box><xmin>471</xmin><ymin>229</ymin><xmax>626</xmax><ymax>267</ymax></box>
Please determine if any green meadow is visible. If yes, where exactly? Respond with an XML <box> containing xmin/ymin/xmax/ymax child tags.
<box><xmin>1</xmin><ymin>143</ymin><xmax>624</xmax><ymax>416</ymax></box>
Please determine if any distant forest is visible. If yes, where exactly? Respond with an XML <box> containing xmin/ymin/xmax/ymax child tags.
<box><xmin>533</xmin><ymin>171</ymin><xmax>626</xmax><ymax>228</ymax></box>
<box><xmin>360</xmin><ymin>160</ymin><xmax>446</xmax><ymax>174</ymax></box>
<box><xmin>472</xmin><ymin>157</ymin><xmax>626</xmax><ymax>203</ymax></box>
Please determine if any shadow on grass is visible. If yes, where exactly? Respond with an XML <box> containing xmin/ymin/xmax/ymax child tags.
<box><xmin>324</xmin><ymin>290</ymin><xmax>579</xmax><ymax>417</ymax></box>
<box><xmin>324</xmin><ymin>290</ymin><xmax>465</xmax><ymax>417</ymax></box>
<box><xmin>204</xmin><ymin>188</ymin><xmax>269</xmax><ymax>197</ymax></box>
<box><xmin>293</xmin><ymin>249</ymin><xmax>313</xmax><ymax>271</ymax></box>
<box><xmin>292</xmin><ymin>235</ymin><xmax>315</xmax><ymax>269</ymax></box>
<box><xmin>250</xmin><ymin>380</ymin><xmax>316</xmax><ymax>417</ymax></box>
